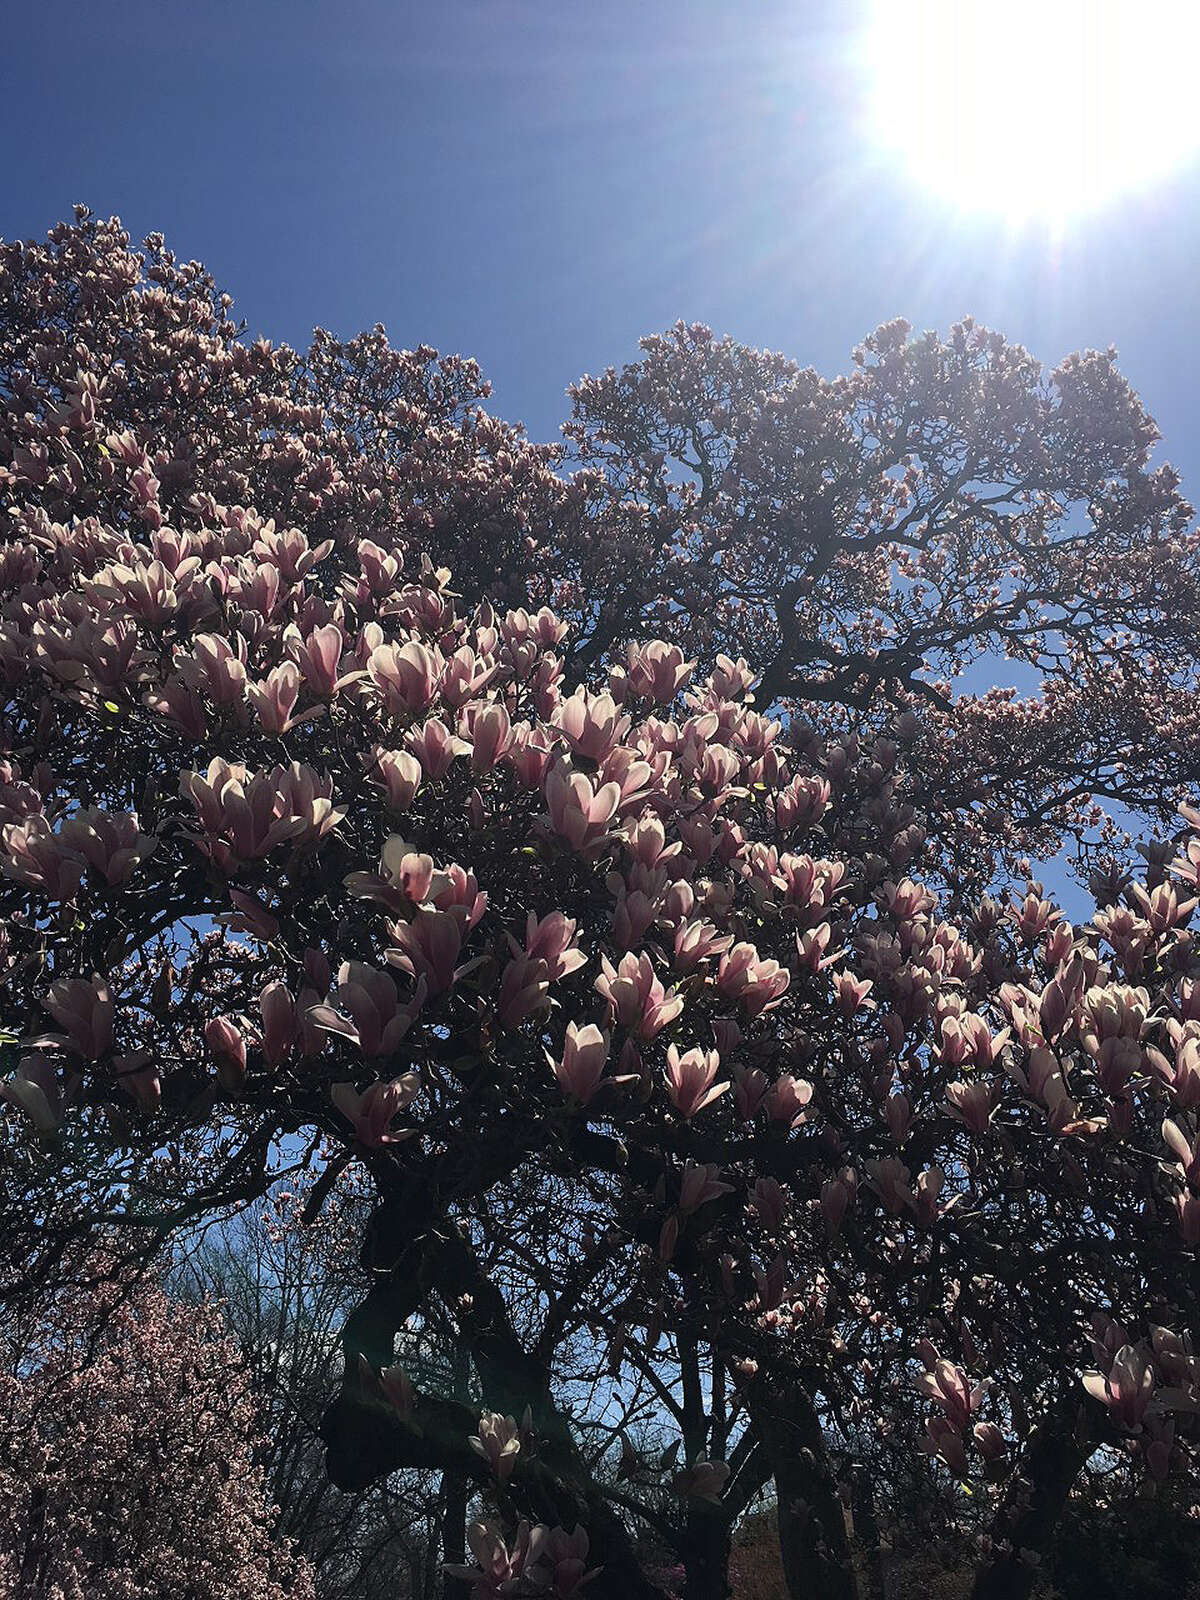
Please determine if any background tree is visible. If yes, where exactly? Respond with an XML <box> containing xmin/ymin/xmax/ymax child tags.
<box><xmin>0</xmin><ymin>1267</ymin><xmax>315</xmax><ymax>1600</ymax></box>
<box><xmin>172</xmin><ymin>1173</ymin><xmax>464</xmax><ymax>1600</ymax></box>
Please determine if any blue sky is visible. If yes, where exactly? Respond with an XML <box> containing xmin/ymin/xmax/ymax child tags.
<box><xmin>5</xmin><ymin>0</ymin><xmax>1198</xmax><ymax>470</ymax></box>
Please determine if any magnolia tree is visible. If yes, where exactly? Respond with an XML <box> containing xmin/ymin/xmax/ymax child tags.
<box><xmin>0</xmin><ymin>1270</ymin><xmax>315</xmax><ymax>1599</ymax></box>
<box><xmin>2</xmin><ymin>211</ymin><xmax>1200</xmax><ymax>1600</ymax></box>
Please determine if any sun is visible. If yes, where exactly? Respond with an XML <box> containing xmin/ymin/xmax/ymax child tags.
<box><xmin>865</xmin><ymin>0</ymin><xmax>1200</xmax><ymax>223</ymax></box>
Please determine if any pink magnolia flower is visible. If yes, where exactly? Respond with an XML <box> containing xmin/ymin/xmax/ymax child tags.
<box><xmin>440</xmin><ymin>645</ymin><xmax>496</xmax><ymax>710</ymax></box>
<box><xmin>426</xmin><ymin>861</ymin><xmax>487</xmax><ymax>928</ymax></box>
<box><xmin>552</xmin><ymin>1022</ymin><xmax>611</xmax><ymax>1106</ymax></box>
<box><xmin>0</xmin><ymin>1056</ymin><xmax>65</xmax><ymax>1133</ymax></box>
<box><xmin>716</xmin><ymin>942</ymin><xmax>791</xmax><ymax>1017</ymax></box>
<box><xmin>497</xmin><ymin>954</ymin><xmax>551</xmax><ymax>1029</ymax></box>
<box><xmin>673</xmin><ymin>917</ymin><xmax>733</xmax><ymax>974</ymax></box>
<box><xmin>922</xmin><ymin>1415</ymin><xmax>969</xmax><ymax>1477</ymax></box>
<box><xmin>224</xmin><ymin>887</ymin><xmax>280</xmax><ymax>940</ymax></box>
<box><xmin>866</xmin><ymin>1156</ymin><xmax>914</xmax><ymax>1217</ymax></box>
<box><xmin>679</xmin><ymin>1160</ymin><xmax>735</xmax><ymax>1215</ymax></box>
<box><xmin>664</xmin><ymin>1045</ymin><xmax>728</xmax><ymax>1119</ymax></box>
<box><xmin>886</xmin><ymin>1092</ymin><xmax>913</xmax><ymax>1143</ymax></box>
<box><xmin>180</xmin><ymin>759</ymin><xmax>343</xmax><ymax>867</ymax></box>
<box><xmin>544</xmin><ymin>766</ymin><xmax>621</xmax><ymax>852</ymax></box>
<box><xmin>1175</xmin><ymin>1191</ymin><xmax>1200</xmax><ymax>1245</ymax></box>
<box><xmin>468</xmin><ymin>1410</ymin><xmax>525</xmax><ymax>1483</ymax></box>
<box><xmin>247</xmin><ymin>660</ymin><xmax>302</xmax><ymax>735</ymax></box>
<box><xmin>595</xmin><ymin>952</ymin><xmax>683</xmax><ymax>1039</ymax></box>
<box><xmin>113</xmin><ymin>1050</ymin><xmax>161</xmax><ymax>1113</ymax></box>
<box><xmin>520</xmin><ymin>911</ymin><xmax>586</xmax><ymax>981</ymax></box>
<box><xmin>621</xmin><ymin>812</ymin><xmax>678</xmax><ymax>868</ymax></box>
<box><xmin>914</xmin><ymin>1165</ymin><xmax>945</xmax><ymax>1228</ymax></box>
<box><xmin>749</xmin><ymin>1175</ymin><xmax>785</xmax><ymax>1229</ymax></box>
<box><xmin>1083</xmin><ymin>1343</ymin><xmax>1156</xmax><ymax>1430</ymax></box>
<box><xmin>709</xmin><ymin>653</ymin><xmax>757</xmax><ymax>699</ymax></box>
<box><xmin>444</xmin><ymin>1520</ymin><xmax>534</xmax><ymax>1592</ymax></box>
<box><xmin>820</xmin><ymin>1167</ymin><xmax>857</xmax><ymax>1233</ymax></box>
<box><xmin>54</xmin><ymin>808</ymin><xmax>156</xmax><ymax>886</ymax></box>
<box><xmin>257</xmin><ymin>982</ymin><xmax>297</xmax><ymax>1067</ymax></box>
<box><xmin>345</xmin><ymin>836</ymin><xmax>436</xmax><ymax>914</ymax></box>
<box><xmin>183</xmin><ymin>631</ymin><xmax>247</xmax><ymax>705</ymax></box>
<box><xmin>405</xmin><ymin>716</ymin><xmax>468</xmax><ymax>779</ymax></box>
<box><xmin>939</xmin><ymin>1012</ymin><xmax>1009</xmax><ymax>1070</ymax></box>
<box><xmin>1139</xmin><ymin>1415</ymin><xmax>1176</xmax><ymax>1483</ymax></box>
<box><xmin>1163</xmin><ymin>1116</ymin><xmax>1200</xmax><ymax>1186</ymax></box>
<box><xmin>378</xmin><ymin>1363</ymin><xmax>416</xmax><ymax>1422</ymax></box>
<box><xmin>915</xmin><ymin>1359</ymin><xmax>986</xmax><ymax>1431</ymax></box>
<box><xmin>620</xmin><ymin>640</ymin><xmax>696</xmax><ymax>702</ymax></box>
<box><xmin>308</xmin><ymin>962</ymin><xmax>424</xmax><ymax>1057</ymax></box>
<box><xmin>330</xmin><ymin>1073</ymin><xmax>421</xmax><ymax>1147</ymax></box>
<box><xmin>385</xmin><ymin>908</ymin><xmax>466</xmax><ymax>996</ymax></box>
<box><xmin>772</xmin><ymin>774</ymin><xmax>831</xmax><ymax>831</ymax></box>
<box><xmin>553</xmin><ymin>688</ymin><xmax>629</xmax><ymax>762</ymax></box>
<box><xmin>671</xmin><ymin>1456</ymin><xmax>730</xmax><ymax>1503</ymax></box>
<box><xmin>1150</xmin><ymin>1323</ymin><xmax>1200</xmax><ymax>1390</ymax></box>
<box><xmin>610</xmin><ymin>884</ymin><xmax>658</xmax><ymax>951</ymax></box>
<box><xmin>945</xmin><ymin>1079</ymin><xmax>995</xmax><ymax>1135</ymax></box>
<box><xmin>506</xmin><ymin>722</ymin><xmax>554</xmax><ymax>788</ymax></box>
<box><xmin>764</xmin><ymin>1073</ymin><xmax>814</xmax><ymax>1129</ymax></box>
<box><xmin>462</xmin><ymin>700</ymin><xmax>513</xmax><ymax>773</ymax></box>
<box><xmin>368</xmin><ymin>747</ymin><xmax>422</xmax><ymax>812</ymax></box>
<box><xmin>733</xmin><ymin>1065</ymin><xmax>769</xmax><ymax>1121</ymax></box>
<box><xmin>753</xmin><ymin>1253</ymin><xmax>788</xmax><ymax>1311</ymax></box>
<box><xmin>501</xmin><ymin>605</ymin><xmax>567</xmax><ymax>647</ymax></box>
<box><xmin>833</xmin><ymin>970</ymin><xmax>874</xmax><ymax>1017</ymax></box>
<box><xmin>293</xmin><ymin>622</ymin><xmax>347</xmax><ymax>697</ymax></box>
<box><xmin>973</xmin><ymin>1421</ymin><xmax>1009</xmax><ymax>1478</ymax></box>
<box><xmin>527</xmin><ymin>1524</ymin><xmax>600</xmax><ymax>1597</ymax></box>
<box><xmin>39</xmin><ymin>974</ymin><xmax>113</xmax><ymax>1060</ymax></box>
<box><xmin>1</xmin><ymin>814</ymin><xmax>86</xmax><ymax>900</ymax></box>
<box><xmin>369</xmin><ymin>638</ymin><xmax>444</xmax><ymax>715</ymax></box>
<box><xmin>204</xmin><ymin>1015</ymin><xmax>247</xmax><ymax>1092</ymax></box>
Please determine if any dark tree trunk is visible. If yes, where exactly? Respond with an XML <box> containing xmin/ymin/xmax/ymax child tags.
<box><xmin>682</xmin><ymin>1500</ymin><xmax>733</xmax><ymax>1600</ymax></box>
<box><xmin>848</xmin><ymin>1462</ymin><xmax>884</xmax><ymax>1600</ymax></box>
<box><xmin>440</xmin><ymin>1469</ymin><xmax>471</xmax><ymax>1600</ymax></box>
<box><xmin>742</xmin><ymin>1372</ymin><xmax>859</xmax><ymax>1600</ymax></box>
<box><xmin>323</xmin><ymin>1211</ymin><xmax>671</xmax><ymax>1600</ymax></box>
<box><xmin>970</xmin><ymin>1418</ymin><xmax>1089</xmax><ymax>1600</ymax></box>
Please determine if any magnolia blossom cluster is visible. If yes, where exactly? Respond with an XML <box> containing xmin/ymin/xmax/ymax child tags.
<box><xmin>4</xmin><ymin>492</ymin><xmax>1200</xmax><ymax>1505</ymax></box>
<box><xmin>1081</xmin><ymin>1314</ymin><xmax>1200</xmax><ymax>1482</ymax></box>
<box><xmin>445</xmin><ymin>1519</ymin><xmax>599</xmax><ymax>1599</ymax></box>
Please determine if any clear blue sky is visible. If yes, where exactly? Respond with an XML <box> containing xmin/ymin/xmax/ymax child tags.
<box><xmin>4</xmin><ymin>0</ymin><xmax>1198</xmax><ymax>473</ymax></box>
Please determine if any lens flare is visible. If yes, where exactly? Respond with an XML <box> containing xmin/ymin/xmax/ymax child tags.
<box><xmin>866</xmin><ymin>0</ymin><xmax>1200</xmax><ymax>221</ymax></box>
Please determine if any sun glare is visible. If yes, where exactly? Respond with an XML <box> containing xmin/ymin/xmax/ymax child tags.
<box><xmin>866</xmin><ymin>0</ymin><xmax>1200</xmax><ymax>223</ymax></box>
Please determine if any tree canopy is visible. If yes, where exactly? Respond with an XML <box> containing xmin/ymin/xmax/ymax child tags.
<box><xmin>2</xmin><ymin>210</ymin><xmax>1199</xmax><ymax>1600</ymax></box>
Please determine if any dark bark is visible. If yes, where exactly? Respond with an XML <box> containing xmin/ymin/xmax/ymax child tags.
<box><xmin>848</xmin><ymin>1462</ymin><xmax>884</xmax><ymax>1600</ymax></box>
<box><xmin>742</xmin><ymin>1371</ymin><xmax>859</xmax><ymax>1600</ymax></box>
<box><xmin>970</xmin><ymin>1413</ymin><xmax>1090</xmax><ymax>1600</ymax></box>
<box><xmin>440</xmin><ymin>1470</ymin><xmax>471</xmax><ymax>1600</ymax></box>
<box><xmin>681</xmin><ymin>1500</ymin><xmax>733</xmax><ymax>1600</ymax></box>
<box><xmin>322</xmin><ymin>1209</ymin><xmax>670</xmax><ymax>1600</ymax></box>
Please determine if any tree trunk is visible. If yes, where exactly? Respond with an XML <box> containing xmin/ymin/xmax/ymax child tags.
<box><xmin>742</xmin><ymin>1372</ymin><xmax>859</xmax><ymax>1600</ymax></box>
<box><xmin>970</xmin><ymin>1418</ymin><xmax>1089</xmax><ymax>1600</ymax></box>
<box><xmin>848</xmin><ymin>1462</ymin><xmax>884</xmax><ymax>1600</ymax></box>
<box><xmin>441</xmin><ymin>1469</ymin><xmax>471</xmax><ymax>1600</ymax></box>
<box><xmin>324</xmin><ymin>1215</ymin><xmax>673</xmax><ymax>1600</ymax></box>
<box><xmin>682</xmin><ymin>1500</ymin><xmax>733</xmax><ymax>1600</ymax></box>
